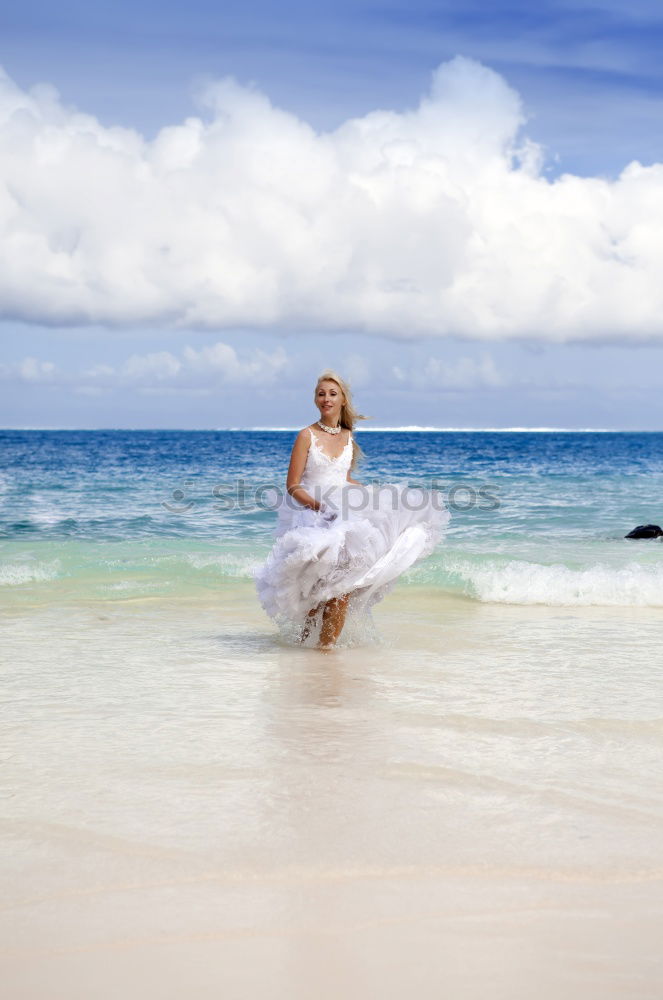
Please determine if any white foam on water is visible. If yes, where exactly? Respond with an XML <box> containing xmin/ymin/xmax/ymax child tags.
<box><xmin>183</xmin><ymin>551</ymin><xmax>260</xmax><ymax>578</ymax></box>
<box><xmin>0</xmin><ymin>560</ymin><xmax>61</xmax><ymax>586</ymax></box>
<box><xmin>450</xmin><ymin>558</ymin><xmax>663</xmax><ymax>606</ymax></box>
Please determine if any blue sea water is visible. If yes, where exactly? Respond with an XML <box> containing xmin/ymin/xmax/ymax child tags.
<box><xmin>1</xmin><ymin>429</ymin><xmax>662</xmax><ymax>608</ymax></box>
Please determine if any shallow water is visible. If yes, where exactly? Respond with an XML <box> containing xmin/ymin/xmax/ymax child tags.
<box><xmin>2</xmin><ymin>589</ymin><xmax>662</xmax><ymax>997</ymax></box>
<box><xmin>3</xmin><ymin>587</ymin><xmax>661</xmax><ymax>867</ymax></box>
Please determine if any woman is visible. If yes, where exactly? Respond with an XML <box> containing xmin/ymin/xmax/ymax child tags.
<box><xmin>254</xmin><ymin>370</ymin><xmax>450</xmax><ymax>650</ymax></box>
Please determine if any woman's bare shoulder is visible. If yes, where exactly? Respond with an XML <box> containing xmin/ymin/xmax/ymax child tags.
<box><xmin>293</xmin><ymin>427</ymin><xmax>314</xmax><ymax>446</ymax></box>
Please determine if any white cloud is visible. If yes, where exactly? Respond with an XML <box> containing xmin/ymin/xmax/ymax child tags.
<box><xmin>0</xmin><ymin>340</ymin><xmax>288</xmax><ymax>391</ymax></box>
<box><xmin>393</xmin><ymin>353</ymin><xmax>505</xmax><ymax>390</ymax></box>
<box><xmin>2</xmin><ymin>57</ymin><xmax>663</xmax><ymax>342</ymax></box>
<box><xmin>18</xmin><ymin>357</ymin><xmax>57</xmax><ymax>381</ymax></box>
<box><xmin>82</xmin><ymin>363</ymin><xmax>115</xmax><ymax>377</ymax></box>
<box><xmin>122</xmin><ymin>351</ymin><xmax>182</xmax><ymax>380</ymax></box>
<box><xmin>181</xmin><ymin>342</ymin><xmax>288</xmax><ymax>383</ymax></box>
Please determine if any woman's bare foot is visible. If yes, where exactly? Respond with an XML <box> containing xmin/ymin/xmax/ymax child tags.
<box><xmin>298</xmin><ymin>603</ymin><xmax>321</xmax><ymax>643</ymax></box>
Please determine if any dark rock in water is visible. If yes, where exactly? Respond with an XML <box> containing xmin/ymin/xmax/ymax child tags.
<box><xmin>625</xmin><ymin>524</ymin><xmax>663</xmax><ymax>539</ymax></box>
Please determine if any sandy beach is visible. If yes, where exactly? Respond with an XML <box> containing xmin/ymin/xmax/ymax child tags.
<box><xmin>2</xmin><ymin>583</ymin><xmax>662</xmax><ymax>998</ymax></box>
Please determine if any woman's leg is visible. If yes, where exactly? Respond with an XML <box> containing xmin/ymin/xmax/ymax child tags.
<box><xmin>318</xmin><ymin>594</ymin><xmax>350</xmax><ymax>649</ymax></box>
<box><xmin>298</xmin><ymin>602</ymin><xmax>322</xmax><ymax>643</ymax></box>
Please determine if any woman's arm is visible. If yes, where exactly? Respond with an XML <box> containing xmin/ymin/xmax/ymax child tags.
<box><xmin>286</xmin><ymin>429</ymin><xmax>321</xmax><ymax>510</ymax></box>
<box><xmin>346</xmin><ymin>441</ymin><xmax>362</xmax><ymax>485</ymax></box>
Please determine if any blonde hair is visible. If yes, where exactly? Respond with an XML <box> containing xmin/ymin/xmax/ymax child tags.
<box><xmin>313</xmin><ymin>369</ymin><xmax>370</xmax><ymax>471</ymax></box>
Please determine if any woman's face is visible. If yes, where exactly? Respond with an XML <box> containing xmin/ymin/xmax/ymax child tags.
<box><xmin>315</xmin><ymin>380</ymin><xmax>344</xmax><ymax>424</ymax></box>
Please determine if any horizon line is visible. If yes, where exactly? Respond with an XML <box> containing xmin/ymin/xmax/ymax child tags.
<box><xmin>2</xmin><ymin>426</ymin><xmax>663</xmax><ymax>433</ymax></box>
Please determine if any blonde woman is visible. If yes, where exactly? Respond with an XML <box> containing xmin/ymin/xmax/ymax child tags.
<box><xmin>254</xmin><ymin>370</ymin><xmax>450</xmax><ymax>650</ymax></box>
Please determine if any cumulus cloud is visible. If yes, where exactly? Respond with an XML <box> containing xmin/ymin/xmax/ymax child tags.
<box><xmin>0</xmin><ymin>355</ymin><xmax>59</xmax><ymax>381</ymax></box>
<box><xmin>18</xmin><ymin>357</ymin><xmax>58</xmax><ymax>381</ymax></box>
<box><xmin>0</xmin><ymin>340</ymin><xmax>288</xmax><ymax>392</ymax></box>
<box><xmin>393</xmin><ymin>353</ymin><xmax>505</xmax><ymax>390</ymax></box>
<box><xmin>122</xmin><ymin>351</ymin><xmax>182</xmax><ymax>380</ymax></box>
<box><xmin>181</xmin><ymin>342</ymin><xmax>288</xmax><ymax>383</ymax></box>
<box><xmin>1</xmin><ymin>55</ymin><xmax>663</xmax><ymax>343</ymax></box>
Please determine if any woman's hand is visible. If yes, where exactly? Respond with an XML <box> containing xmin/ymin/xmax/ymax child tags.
<box><xmin>319</xmin><ymin>501</ymin><xmax>338</xmax><ymax>523</ymax></box>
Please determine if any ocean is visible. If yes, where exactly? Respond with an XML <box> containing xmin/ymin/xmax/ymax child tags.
<box><xmin>2</xmin><ymin>429</ymin><xmax>662</xmax><ymax>998</ymax></box>
<box><xmin>2</xmin><ymin>428</ymin><xmax>663</xmax><ymax>608</ymax></box>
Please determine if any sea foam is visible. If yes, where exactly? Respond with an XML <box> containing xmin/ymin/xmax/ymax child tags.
<box><xmin>0</xmin><ymin>560</ymin><xmax>61</xmax><ymax>586</ymax></box>
<box><xmin>450</xmin><ymin>558</ymin><xmax>663</xmax><ymax>607</ymax></box>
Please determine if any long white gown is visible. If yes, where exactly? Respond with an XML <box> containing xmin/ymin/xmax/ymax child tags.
<box><xmin>253</xmin><ymin>427</ymin><xmax>450</xmax><ymax>641</ymax></box>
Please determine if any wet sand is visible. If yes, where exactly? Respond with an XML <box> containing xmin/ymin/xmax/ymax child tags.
<box><xmin>2</xmin><ymin>585</ymin><xmax>662</xmax><ymax>998</ymax></box>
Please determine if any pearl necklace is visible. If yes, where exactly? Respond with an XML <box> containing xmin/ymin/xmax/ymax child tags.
<box><xmin>317</xmin><ymin>419</ymin><xmax>341</xmax><ymax>435</ymax></box>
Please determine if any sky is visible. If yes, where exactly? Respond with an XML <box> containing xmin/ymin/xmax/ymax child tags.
<box><xmin>2</xmin><ymin>0</ymin><xmax>663</xmax><ymax>429</ymax></box>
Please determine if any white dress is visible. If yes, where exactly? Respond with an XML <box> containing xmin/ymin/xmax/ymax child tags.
<box><xmin>253</xmin><ymin>427</ymin><xmax>450</xmax><ymax>641</ymax></box>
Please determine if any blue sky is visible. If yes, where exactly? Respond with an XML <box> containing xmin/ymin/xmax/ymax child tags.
<box><xmin>2</xmin><ymin>0</ymin><xmax>663</xmax><ymax>428</ymax></box>
<box><xmin>6</xmin><ymin>0</ymin><xmax>663</xmax><ymax>176</ymax></box>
